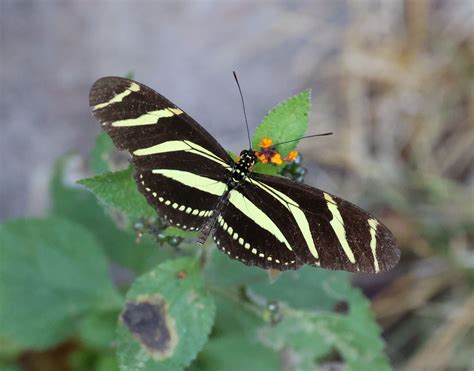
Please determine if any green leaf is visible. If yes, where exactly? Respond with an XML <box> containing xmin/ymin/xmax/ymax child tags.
<box><xmin>69</xmin><ymin>349</ymin><xmax>119</xmax><ymax>371</ymax></box>
<box><xmin>90</xmin><ymin>131</ymin><xmax>129</xmax><ymax>175</ymax></box>
<box><xmin>116</xmin><ymin>257</ymin><xmax>215</xmax><ymax>370</ymax></box>
<box><xmin>0</xmin><ymin>337</ymin><xmax>21</xmax><ymax>360</ymax></box>
<box><xmin>78</xmin><ymin>167</ymin><xmax>155</xmax><ymax>220</ymax></box>
<box><xmin>189</xmin><ymin>293</ymin><xmax>281</xmax><ymax>371</ymax></box>
<box><xmin>0</xmin><ymin>363</ymin><xmax>21</xmax><ymax>371</ymax></box>
<box><xmin>204</xmin><ymin>246</ymin><xmax>267</xmax><ymax>289</ymax></box>
<box><xmin>252</xmin><ymin>89</ymin><xmax>311</xmax><ymax>157</ymax></box>
<box><xmin>190</xmin><ymin>333</ymin><xmax>281</xmax><ymax>371</ymax></box>
<box><xmin>252</xmin><ymin>162</ymin><xmax>281</xmax><ymax>176</ymax></box>
<box><xmin>205</xmin><ymin>256</ymin><xmax>388</xmax><ymax>371</ymax></box>
<box><xmin>78</xmin><ymin>310</ymin><xmax>119</xmax><ymax>350</ymax></box>
<box><xmin>195</xmin><ymin>255</ymin><xmax>283</xmax><ymax>371</ymax></box>
<box><xmin>259</xmin><ymin>313</ymin><xmax>332</xmax><ymax>370</ymax></box>
<box><xmin>91</xmin><ymin>131</ymin><xmax>115</xmax><ymax>175</ymax></box>
<box><xmin>50</xmin><ymin>155</ymin><xmax>167</xmax><ymax>273</ymax></box>
<box><xmin>248</xmin><ymin>266</ymin><xmax>350</xmax><ymax>311</ymax></box>
<box><xmin>0</xmin><ymin>218</ymin><xmax>123</xmax><ymax>349</ymax></box>
<box><xmin>96</xmin><ymin>354</ymin><xmax>120</xmax><ymax>371</ymax></box>
<box><xmin>211</xmin><ymin>293</ymin><xmax>264</xmax><ymax>336</ymax></box>
<box><xmin>254</xmin><ymin>270</ymin><xmax>392</xmax><ymax>371</ymax></box>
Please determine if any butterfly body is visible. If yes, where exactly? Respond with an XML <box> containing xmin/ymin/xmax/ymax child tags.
<box><xmin>231</xmin><ymin>150</ymin><xmax>256</xmax><ymax>183</ymax></box>
<box><xmin>89</xmin><ymin>76</ymin><xmax>400</xmax><ymax>273</ymax></box>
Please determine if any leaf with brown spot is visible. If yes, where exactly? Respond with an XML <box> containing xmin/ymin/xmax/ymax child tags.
<box><xmin>116</xmin><ymin>257</ymin><xmax>215</xmax><ymax>370</ymax></box>
<box><xmin>121</xmin><ymin>296</ymin><xmax>177</xmax><ymax>360</ymax></box>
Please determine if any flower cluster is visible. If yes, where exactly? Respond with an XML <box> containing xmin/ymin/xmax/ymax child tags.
<box><xmin>254</xmin><ymin>137</ymin><xmax>298</xmax><ymax>165</ymax></box>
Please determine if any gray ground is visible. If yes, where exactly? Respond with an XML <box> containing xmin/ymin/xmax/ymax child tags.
<box><xmin>1</xmin><ymin>0</ymin><xmax>346</xmax><ymax>220</ymax></box>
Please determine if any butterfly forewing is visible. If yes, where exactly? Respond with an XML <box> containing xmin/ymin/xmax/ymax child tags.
<box><xmin>89</xmin><ymin>77</ymin><xmax>233</xmax><ymax>228</ymax></box>
<box><xmin>89</xmin><ymin>77</ymin><xmax>232</xmax><ymax>167</ymax></box>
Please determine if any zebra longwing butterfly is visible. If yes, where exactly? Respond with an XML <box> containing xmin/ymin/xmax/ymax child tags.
<box><xmin>89</xmin><ymin>77</ymin><xmax>400</xmax><ymax>273</ymax></box>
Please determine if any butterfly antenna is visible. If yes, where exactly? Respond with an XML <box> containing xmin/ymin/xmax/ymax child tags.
<box><xmin>233</xmin><ymin>71</ymin><xmax>252</xmax><ymax>149</ymax></box>
<box><xmin>272</xmin><ymin>132</ymin><xmax>333</xmax><ymax>147</ymax></box>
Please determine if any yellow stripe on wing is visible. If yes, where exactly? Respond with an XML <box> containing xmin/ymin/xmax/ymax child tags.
<box><xmin>93</xmin><ymin>82</ymin><xmax>140</xmax><ymax>110</ymax></box>
<box><xmin>111</xmin><ymin>108</ymin><xmax>183</xmax><ymax>127</ymax></box>
<box><xmin>250</xmin><ymin>179</ymin><xmax>318</xmax><ymax>259</ymax></box>
<box><xmin>134</xmin><ymin>140</ymin><xmax>231</xmax><ymax>169</ymax></box>
<box><xmin>228</xmin><ymin>189</ymin><xmax>293</xmax><ymax>252</ymax></box>
<box><xmin>324</xmin><ymin>192</ymin><xmax>356</xmax><ymax>264</ymax></box>
<box><xmin>151</xmin><ymin>169</ymin><xmax>227</xmax><ymax>196</ymax></box>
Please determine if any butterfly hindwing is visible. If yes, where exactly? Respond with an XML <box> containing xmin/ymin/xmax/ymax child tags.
<box><xmin>135</xmin><ymin>169</ymin><xmax>224</xmax><ymax>231</ymax></box>
<box><xmin>212</xmin><ymin>187</ymin><xmax>302</xmax><ymax>270</ymax></box>
<box><xmin>242</xmin><ymin>173</ymin><xmax>399</xmax><ymax>273</ymax></box>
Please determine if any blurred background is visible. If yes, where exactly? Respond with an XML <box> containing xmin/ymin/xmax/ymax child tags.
<box><xmin>1</xmin><ymin>0</ymin><xmax>473</xmax><ymax>370</ymax></box>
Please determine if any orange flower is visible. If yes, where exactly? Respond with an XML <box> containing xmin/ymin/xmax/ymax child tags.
<box><xmin>270</xmin><ymin>153</ymin><xmax>283</xmax><ymax>165</ymax></box>
<box><xmin>285</xmin><ymin>151</ymin><xmax>298</xmax><ymax>161</ymax></box>
<box><xmin>258</xmin><ymin>137</ymin><xmax>273</xmax><ymax>148</ymax></box>
<box><xmin>255</xmin><ymin>152</ymin><xmax>268</xmax><ymax>163</ymax></box>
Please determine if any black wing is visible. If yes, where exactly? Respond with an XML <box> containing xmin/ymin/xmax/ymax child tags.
<box><xmin>89</xmin><ymin>77</ymin><xmax>233</xmax><ymax>230</ymax></box>
<box><xmin>212</xmin><ymin>186</ymin><xmax>303</xmax><ymax>271</ymax></box>
<box><xmin>213</xmin><ymin>172</ymin><xmax>399</xmax><ymax>273</ymax></box>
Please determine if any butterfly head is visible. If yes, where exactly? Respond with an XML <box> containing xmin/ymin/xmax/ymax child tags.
<box><xmin>237</xmin><ymin>149</ymin><xmax>257</xmax><ymax>169</ymax></box>
<box><xmin>231</xmin><ymin>150</ymin><xmax>257</xmax><ymax>183</ymax></box>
